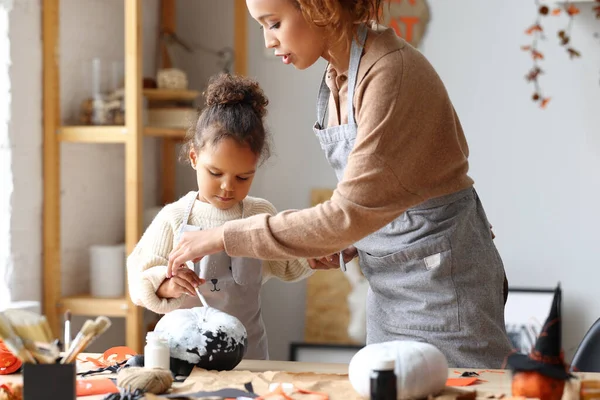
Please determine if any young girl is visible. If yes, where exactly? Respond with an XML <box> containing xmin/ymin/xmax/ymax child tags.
<box><xmin>167</xmin><ymin>0</ymin><xmax>514</xmax><ymax>368</ymax></box>
<box><xmin>127</xmin><ymin>73</ymin><xmax>313</xmax><ymax>360</ymax></box>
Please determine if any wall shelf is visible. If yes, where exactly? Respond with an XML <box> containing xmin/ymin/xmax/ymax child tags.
<box><xmin>57</xmin><ymin>126</ymin><xmax>187</xmax><ymax>143</ymax></box>
<box><xmin>143</xmin><ymin>126</ymin><xmax>187</xmax><ymax>139</ymax></box>
<box><xmin>143</xmin><ymin>88</ymin><xmax>200</xmax><ymax>102</ymax></box>
<box><xmin>57</xmin><ymin>126</ymin><xmax>128</xmax><ymax>143</ymax></box>
<box><xmin>56</xmin><ymin>296</ymin><xmax>130</xmax><ymax>318</ymax></box>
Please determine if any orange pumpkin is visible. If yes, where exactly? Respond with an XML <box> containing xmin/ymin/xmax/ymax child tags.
<box><xmin>512</xmin><ymin>371</ymin><xmax>565</xmax><ymax>400</ymax></box>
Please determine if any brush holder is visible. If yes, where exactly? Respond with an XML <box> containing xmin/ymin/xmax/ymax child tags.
<box><xmin>23</xmin><ymin>362</ymin><xmax>76</xmax><ymax>400</ymax></box>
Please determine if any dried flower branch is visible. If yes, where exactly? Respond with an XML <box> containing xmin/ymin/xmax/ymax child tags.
<box><xmin>556</xmin><ymin>1</ymin><xmax>582</xmax><ymax>59</ymax></box>
<box><xmin>522</xmin><ymin>0</ymin><xmax>551</xmax><ymax>108</ymax></box>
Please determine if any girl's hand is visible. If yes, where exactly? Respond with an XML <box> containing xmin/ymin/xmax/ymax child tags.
<box><xmin>308</xmin><ymin>246</ymin><xmax>358</xmax><ymax>270</ymax></box>
<box><xmin>167</xmin><ymin>226</ymin><xmax>225</xmax><ymax>278</ymax></box>
<box><xmin>157</xmin><ymin>268</ymin><xmax>205</xmax><ymax>298</ymax></box>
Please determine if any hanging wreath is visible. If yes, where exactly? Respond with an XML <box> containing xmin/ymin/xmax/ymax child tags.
<box><xmin>522</xmin><ymin>0</ymin><xmax>600</xmax><ymax>109</ymax></box>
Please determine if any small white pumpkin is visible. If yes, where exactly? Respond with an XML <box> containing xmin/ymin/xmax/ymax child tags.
<box><xmin>348</xmin><ymin>341</ymin><xmax>448</xmax><ymax>399</ymax></box>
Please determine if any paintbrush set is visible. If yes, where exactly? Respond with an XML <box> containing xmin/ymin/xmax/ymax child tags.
<box><xmin>0</xmin><ymin>308</ymin><xmax>112</xmax><ymax>365</ymax></box>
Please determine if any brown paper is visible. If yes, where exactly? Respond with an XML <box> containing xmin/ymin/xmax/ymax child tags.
<box><xmin>174</xmin><ymin>368</ymin><xmax>362</xmax><ymax>400</ymax></box>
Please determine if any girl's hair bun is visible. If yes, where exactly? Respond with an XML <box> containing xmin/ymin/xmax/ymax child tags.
<box><xmin>204</xmin><ymin>73</ymin><xmax>268</xmax><ymax>119</ymax></box>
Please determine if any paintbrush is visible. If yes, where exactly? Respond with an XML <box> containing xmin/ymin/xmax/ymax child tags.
<box><xmin>0</xmin><ymin>314</ymin><xmax>36</xmax><ymax>363</ymax></box>
<box><xmin>61</xmin><ymin>319</ymin><xmax>95</xmax><ymax>364</ymax></box>
<box><xmin>64</xmin><ymin>310</ymin><xmax>71</xmax><ymax>352</ymax></box>
<box><xmin>62</xmin><ymin>316</ymin><xmax>112</xmax><ymax>364</ymax></box>
<box><xmin>3</xmin><ymin>309</ymin><xmax>53</xmax><ymax>343</ymax></box>
<box><xmin>195</xmin><ymin>287</ymin><xmax>209</xmax><ymax>308</ymax></box>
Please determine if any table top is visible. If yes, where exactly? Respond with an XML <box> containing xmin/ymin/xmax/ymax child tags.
<box><xmin>1</xmin><ymin>355</ymin><xmax>599</xmax><ymax>399</ymax></box>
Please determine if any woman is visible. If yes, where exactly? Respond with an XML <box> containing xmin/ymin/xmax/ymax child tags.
<box><xmin>167</xmin><ymin>0</ymin><xmax>513</xmax><ymax>368</ymax></box>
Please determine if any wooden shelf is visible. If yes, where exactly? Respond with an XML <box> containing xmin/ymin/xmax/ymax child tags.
<box><xmin>143</xmin><ymin>88</ymin><xmax>200</xmax><ymax>102</ymax></box>
<box><xmin>56</xmin><ymin>295</ymin><xmax>130</xmax><ymax>318</ymax></box>
<box><xmin>144</xmin><ymin>126</ymin><xmax>187</xmax><ymax>139</ymax></box>
<box><xmin>43</xmin><ymin>0</ymin><xmax>248</xmax><ymax>353</ymax></box>
<box><xmin>58</xmin><ymin>126</ymin><xmax>128</xmax><ymax>143</ymax></box>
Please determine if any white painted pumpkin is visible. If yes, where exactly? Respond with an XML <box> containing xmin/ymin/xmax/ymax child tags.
<box><xmin>348</xmin><ymin>341</ymin><xmax>448</xmax><ymax>399</ymax></box>
<box><xmin>154</xmin><ymin>306</ymin><xmax>247</xmax><ymax>371</ymax></box>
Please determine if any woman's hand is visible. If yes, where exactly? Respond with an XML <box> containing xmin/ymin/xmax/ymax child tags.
<box><xmin>157</xmin><ymin>268</ymin><xmax>205</xmax><ymax>298</ymax></box>
<box><xmin>167</xmin><ymin>226</ymin><xmax>225</xmax><ymax>278</ymax></box>
<box><xmin>308</xmin><ymin>246</ymin><xmax>358</xmax><ymax>270</ymax></box>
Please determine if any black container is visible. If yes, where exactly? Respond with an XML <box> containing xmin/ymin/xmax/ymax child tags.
<box><xmin>23</xmin><ymin>362</ymin><xmax>76</xmax><ymax>400</ymax></box>
<box><xmin>370</xmin><ymin>358</ymin><xmax>397</xmax><ymax>400</ymax></box>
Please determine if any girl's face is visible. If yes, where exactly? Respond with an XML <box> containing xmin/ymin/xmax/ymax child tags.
<box><xmin>247</xmin><ymin>0</ymin><xmax>327</xmax><ymax>70</ymax></box>
<box><xmin>189</xmin><ymin>137</ymin><xmax>259</xmax><ymax>210</ymax></box>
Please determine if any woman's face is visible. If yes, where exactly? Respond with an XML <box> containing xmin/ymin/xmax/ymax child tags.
<box><xmin>246</xmin><ymin>0</ymin><xmax>327</xmax><ymax>70</ymax></box>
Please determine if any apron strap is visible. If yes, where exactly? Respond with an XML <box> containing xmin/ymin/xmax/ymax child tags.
<box><xmin>314</xmin><ymin>24</ymin><xmax>368</xmax><ymax>129</ymax></box>
<box><xmin>316</xmin><ymin>65</ymin><xmax>330</xmax><ymax>129</ymax></box>
<box><xmin>347</xmin><ymin>24</ymin><xmax>368</xmax><ymax>126</ymax></box>
<box><xmin>177</xmin><ymin>191</ymin><xmax>198</xmax><ymax>240</ymax></box>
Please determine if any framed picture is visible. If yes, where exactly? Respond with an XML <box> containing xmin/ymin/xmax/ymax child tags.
<box><xmin>505</xmin><ymin>287</ymin><xmax>556</xmax><ymax>354</ymax></box>
<box><xmin>289</xmin><ymin>343</ymin><xmax>364</xmax><ymax>364</ymax></box>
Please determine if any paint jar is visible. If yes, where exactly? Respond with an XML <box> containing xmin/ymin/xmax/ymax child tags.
<box><xmin>370</xmin><ymin>359</ymin><xmax>397</xmax><ymax>400</ymax></box>
<box><xmin>144</xmin><ymin>331</ymin><xmax>170</xmax><ymax>370</ymax></box>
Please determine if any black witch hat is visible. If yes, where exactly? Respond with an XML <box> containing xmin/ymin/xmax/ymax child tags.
<box><xmin>507</xmin><ymin>284</ymin><xmax>572</xmax><ymax>380</ymax></box>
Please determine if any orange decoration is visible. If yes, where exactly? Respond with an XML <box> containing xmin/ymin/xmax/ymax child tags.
<box><xmin>566</xmin><ymin>4</ymin><xmax>580</xmax><ymax>16</ymax></box>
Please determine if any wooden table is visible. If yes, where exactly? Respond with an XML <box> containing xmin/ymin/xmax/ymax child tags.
<box><xmin>1</xmin><ymin>356</ymin><xmax>598</xmax><ymax>399</ymax></box>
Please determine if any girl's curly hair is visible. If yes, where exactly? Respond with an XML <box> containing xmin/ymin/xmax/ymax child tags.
<box><xmin>181</xmin><ymin>73</ymin><xmax>271</xmax><ymax>164</ymax></box>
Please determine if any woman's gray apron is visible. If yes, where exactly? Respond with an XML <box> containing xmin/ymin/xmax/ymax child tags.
<box><xmin>312</xmin><ymin>25</ymin><xmax>512</xmax><ymax>368</ymax></box>
<box><xmin>177</xmin><ymin>192</ymin><xmax>268</xmax><ymax>360</ymax></box>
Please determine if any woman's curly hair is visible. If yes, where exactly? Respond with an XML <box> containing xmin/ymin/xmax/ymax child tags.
<box><xmin>294</xmin><ymin>0</ymin><xmax>384</xmax><ymax>48</ymax></box>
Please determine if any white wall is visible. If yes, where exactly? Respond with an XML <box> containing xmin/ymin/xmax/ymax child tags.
<box><xmin>420</xmin><ymin>0</ymin><xmax>600</xmax><ymax>359</ymax></box>
<box><xmin>174</xmin><ymin>0</ymin><xmax>238</xmax><ymax>198</ymax></box>
<box><xmin>1</xmin><ymin>0</ymin><xmax>43</xmax><ymax>306</ymax></box>
<box><xmin>243</xmin><ymin>1</ymin><xmax>600</xmax><ymax>361</ymax></box>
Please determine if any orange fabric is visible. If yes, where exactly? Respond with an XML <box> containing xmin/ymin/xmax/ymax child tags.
<box><xmin>79</xmin><ymin>346</ymin><xmax>137</xmax><ymax>367</ymax></box>
<box><xmin>446</xmin><ymin>377</ymin><xmax>479</xmax><ymax>386</ymax></box>
<box><xmin>0</xmin><ymin>339</ymin><xmax>21</xmax><ymax>375</ymax></box>
<box><xmin>76</xmin><ymin>379</ymin><xmax>119</xmax><ymax>396</ymax></box>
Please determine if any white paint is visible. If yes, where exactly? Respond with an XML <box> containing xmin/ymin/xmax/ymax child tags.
<box><xmin>154</xmin><ymin>306</ymin><xmax>247</xmax><ymax>365</ymax></box>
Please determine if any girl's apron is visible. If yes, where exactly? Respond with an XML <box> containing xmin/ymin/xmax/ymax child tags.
<box><xmin>177</xmin><ymin>192</ymin><xmax>268</xmax><ymax>360</ymax></box>
<box><xmin>313</xmin><ymin>25</ymin><xmax>512</xmax><ymax>368</ymax></box>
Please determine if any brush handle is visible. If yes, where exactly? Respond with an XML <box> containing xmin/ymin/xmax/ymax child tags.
<box><xmin>62</xmin><ymin>333</ymin><xmax>95</xmax><ymax>364</ymax></box>
<box><xmin>64</xmin><ymin>320</ymin><xmax>71</xmax><ymax>352</ymax></box>
<box><xmin>195</xmin><ymin>287</ymin><xmax>209</xmax><ymax>308</ymax></box>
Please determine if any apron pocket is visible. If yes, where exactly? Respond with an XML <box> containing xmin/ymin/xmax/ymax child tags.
<box><xmin>359</xmin><ymin>235</ymin><xmax>460</xmax><ymax>332</ymax></box>
<box><xmin>231</xmin><ymin>257</ymin><xmax>263</xmax><ymax>285</ymax></box>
